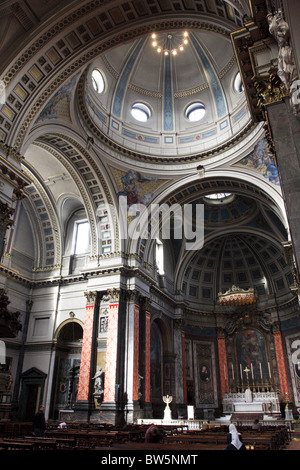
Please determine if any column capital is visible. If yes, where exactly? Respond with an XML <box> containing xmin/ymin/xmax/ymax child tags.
<box><xmin>126</xmin><ymin>289</ymin><xmax>140</xmax><ymax>304</ymax></box>
<box><xmin>84</xmin><ymin>291</ymin><xmax>97</xmax><ymax>306</ymax></box>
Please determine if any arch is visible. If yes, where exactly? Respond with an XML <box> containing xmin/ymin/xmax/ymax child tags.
<box><xmin>130</xmin><ymin>172</ymin><xmax>288</xmax><ymax>264</ymax></box>
<box><xmin>54</xmin><ymin>317</ymin><xmax>84</xmax><ymax>342</ymax></box>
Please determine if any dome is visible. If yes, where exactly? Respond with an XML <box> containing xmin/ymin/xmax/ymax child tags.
<box><xmin>82</xmin><ymin>29</ymin><xmax>249</xmax><ymax>158</ymax></box>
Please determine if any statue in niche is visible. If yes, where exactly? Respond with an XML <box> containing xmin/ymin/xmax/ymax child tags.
<box><xmin>267</xmin><ymin>9</ymin><xmax>299</xmax><ymax>114</ymax></box>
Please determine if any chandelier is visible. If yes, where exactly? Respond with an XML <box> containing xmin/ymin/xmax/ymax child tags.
<box><xmin>217</xmin><ymin>286</ymin><xmax>258</xmax><ymax>306</ymax></box>
<box><xmin>150</xmin><ymin>31</ymin><xmax>189</xmax><ymax>56</ymax></box>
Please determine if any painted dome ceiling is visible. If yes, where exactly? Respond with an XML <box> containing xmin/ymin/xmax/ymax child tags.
<box><xmin>82</xmin><ymin>29</ymin><xmax>249</xmax><ymax>158</ymax></box>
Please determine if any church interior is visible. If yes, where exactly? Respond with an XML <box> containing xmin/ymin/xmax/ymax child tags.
<box><xmin>0</xmin><ymin>0</ymin><xmax>300</xmax><ymax>451</ymax></box>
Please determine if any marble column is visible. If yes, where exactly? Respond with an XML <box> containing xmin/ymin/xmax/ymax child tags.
<box><xmin>266</xmin><ymin>99</ymin><xmax>300</xmax><ymax>277</ymax></box>
<box><xmin>123</xmin><ymin>290</ymin><xmax>141</xmax><ymax>421</ymax></box>
<box><xmin>101</xmin><ymin>288</ymin><xmax>126</xmax><ymax>424</ymax></box>
<box><xmin>217</xmin><ymin>328</ymin><xmax>229</xmax><ymax>396</ymax></box>
<box><xmin>273</xmin><ymin>322</ymin><xmax>290</xmax><ymax>400</ymax></box>
<box><xmin>77</xmin><ymin>291</ymin><xmax>98</xmax><ymax>404</ymax></box>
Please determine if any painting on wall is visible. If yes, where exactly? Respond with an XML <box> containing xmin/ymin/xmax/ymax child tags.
<box><xmin>35</xmin><ymin>73</ymin><xmax>79</xmax><ymax>124</ymax></box>
<box><xmin>236</xmin><ymin>138</ymin><xmax>280</xmax><ymax>186</ymax></box>
<box><xmin>236</xmin><ymin>329</ymin><xmax>270</xmax><ymax>384</ymax></box>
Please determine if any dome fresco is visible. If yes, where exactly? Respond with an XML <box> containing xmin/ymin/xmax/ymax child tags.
<box><xmin>83</xmin><ymin>29</ymin><xmax>249</xmax><ymax>157</ymax></box>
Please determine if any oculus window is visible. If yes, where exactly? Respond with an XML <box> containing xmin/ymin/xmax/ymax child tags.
<box><xmin>233</xmin><ymin>73</ymin><xmax>244</xmax><ymax>93</ymax></box>
<box><xmin>92</xmin><ymin>69</ymin><xmax>105</xmax><ymax>94</ymax></box>
<box><xmin>204</xmin><ymin>193</ymin><xmax>234</xmax><ymax>204</ymax></box>
<box><xmin>131</xmin><ymin>103</ymin><xmax>151</xmax><ymax>122</ymax></box>
<box><xmin>185</xmin><ymin>102</ymin><xmax>206</xmax><ymax>122</ymax></box>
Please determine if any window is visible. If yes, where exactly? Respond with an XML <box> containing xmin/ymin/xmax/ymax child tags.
<box><xmin>74</xmin><ymin>221</ymin><xmax>90</xmax><ymax>254</ymax></box>
<box><xmin>131</xmin><ymin>102</ymin><xmax>151</xmax><ymax>122</ymax></box>
<box><xmin>155</xmin><ymin>238</ymin><xmax>164</xmax><ymax>275</ymax></box>
<box><xmin>185</xmin><ymin>102</ymin><xmax>206</xmax><ymax>122</ymax></box>
<box><xmin>204</xmin><ymin>193</ymin><xmax>235</xmax><ymax>204</ymax></box>
<box><xmin>233</xmin><ymin>72</ymin><xmax>244</xmax><ymax>93</ymax></box>
<box><xmin>92</xmin><ymin>69</ymin><xmax>105</xmax><ymax>94</ymax></box>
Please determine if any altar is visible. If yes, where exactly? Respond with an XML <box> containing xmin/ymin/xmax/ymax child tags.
<box><xmin>233</xmin><ymin>402</ymin><xmax>266</xmax><ymax>413</ymax></box>
<box><xmin>223</xmin><ymin>390</ymin><xmax>281</xmax><ymax>417</ymax></box>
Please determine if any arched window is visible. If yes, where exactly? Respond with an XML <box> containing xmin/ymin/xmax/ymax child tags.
<box><xmin>73</xmin><ymin>220</ymin><xmax>90</xmax><ymax>254</ymax></box>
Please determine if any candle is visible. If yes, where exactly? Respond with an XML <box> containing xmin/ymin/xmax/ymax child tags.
<box><xmin>240</xmin><ymin>364</ymin><xmax>243</xmax><ymax>380</ymax></box>
<box><xmin>232</xmin><ymin>363</ymin><xmax>234</xmax><ymax>380</ymax></box>
<box><xmin>259</xmin><ymin>362</ymin><xmax>263</xmax><ymax>380</ymax></box>
<box><xmin>268</xmin><ymin>362</ymin><xmax>271</xmax><ymax>378</ymax></box>
<box><xmin>224</xmin><ymin>365</ymin><xmax>226</xmax><ymax>380</ymax></box>
<box><xmin>251</xmin><ymin>363</ymin><xmax>254</xmax><ymax>380</ymax></box>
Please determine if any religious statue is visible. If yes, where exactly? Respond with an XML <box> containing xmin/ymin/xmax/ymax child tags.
<box><xmin>163</xmin><ymin>395</ymin><xmax>172</xmax><ymax>421</ymax></box>
<box><xmin>267</xmin><ymin>9</ymin><xmax>299</xmax><ymax>114</ymax></box>
<box><xmin>92</xmin><ymin>367</ymin><xmax>104</xmax><ymax>399</ymax></box>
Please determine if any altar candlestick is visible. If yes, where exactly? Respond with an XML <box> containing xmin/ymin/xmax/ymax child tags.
<box><xmin>259</xmin><ymin>362</ymin><xmax>263</xmax><ymax>380</ymax></box>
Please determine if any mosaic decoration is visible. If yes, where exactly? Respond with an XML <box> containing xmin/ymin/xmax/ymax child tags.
<box><xmin>236</xmin><ymin>138</ymin><xmax>280</xmax><ymax>186</ymax></box>
<box><xmin>109</xmin><ymin>166</ymin><xmax>167</xmax><ymax>209</ymax></box>
<box><xmin>35</xmin><ymin>74</ymin><xmax>79</xmax><ymax>123</ymax></box>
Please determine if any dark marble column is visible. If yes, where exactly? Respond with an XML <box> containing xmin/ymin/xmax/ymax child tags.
<box><xmin>266</xmin><ymin>98</ymin><xmax>300</xmax><ymax>275</ymax></box>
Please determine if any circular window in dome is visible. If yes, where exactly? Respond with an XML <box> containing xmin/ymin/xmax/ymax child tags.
<box><xmin>233</xmin><ymin>73</ymin><xmax>244</xmax><ymax>93</ymax></box>
<box><xmin>204</xmin><ymin>193</ymin><xmax>235</xmax><ymax>204</ymax></box>
<box><xmin>92</xmin><ymin>69</ymin><xmax>105</xmax><ymax>94</ymax></box>
<box><xmin>131</xmin><ymin>102</ymin><xmax>151</xmax><ymax>122</ymax></box>
<box><xmin>185</xmin><ymin>102</ymin><xmax>206</xmax><ymax>122</ymax></box>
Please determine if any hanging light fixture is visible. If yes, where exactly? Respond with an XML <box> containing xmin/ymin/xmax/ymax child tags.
<box><xmin>150</xmin><ymin>31</ymin><xmax>189</xmax><ymax>56</ymax></box>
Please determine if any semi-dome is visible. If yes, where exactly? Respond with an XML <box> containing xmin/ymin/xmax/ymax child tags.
<box><xmin>83</xmin><ymin>29</ymin><xmax>250</xmax><ymax>158</ymax></box>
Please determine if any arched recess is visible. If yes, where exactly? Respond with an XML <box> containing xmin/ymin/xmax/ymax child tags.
<box><xmin>150</xmin><ymin>315</ymin><xmax>173</xmax><ymax>418</ymax></box>
<box><xmin>21</xmin><ymin>127</ymin><xmax>119</xmax><ymax>259</ymax></box>
<box><xmin>130</xmin><ymin>174</ymin><xmax>288</xmax><ymax>265</ymax></box>
<box><xmin>51</xmin><ymin>318</ymin><xmax>84</xmax><ymax>419</ymax></box>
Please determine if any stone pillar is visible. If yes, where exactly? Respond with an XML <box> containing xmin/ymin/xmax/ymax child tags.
<box><xmin>144</xmin><ymin>310</ymin><xmax>151</xmax><ymax>406</ymax></box>
<box><xmin>217</xmin><ymin>328</ymin><xmax>229</xmax><ymax>396</ymax></box>
<box><xmin>273</xmin><ymin>322</ymin><xmax>290</xmax><ymax>401</ymax></box>
<box><xmin>173</xmin><ymin>319</ymin><xmax>186</xmax><ymax>417</ymax></box>
<box><xmin>77</xmin><ymin>291</ymin><xmax>98</xmax><ymax>406</ymax></box>
<box><xmin>266</xmin><ymin>99</ymin><xmax>300</xmax><ymax>276</ymax></box>
<box><xmin>101</xmin><ymin>288</ymin><xmax>125</xmax><ymax>424</ymax></box>
<box><xmin>182</xmin><ymin>331</ymin><xmax>188</xmax><ymax>405</ymax></box>
<box><xmin>123</xmin><ymin>290</ymin><xmax>141</xmax><ymax>422</ymax></box>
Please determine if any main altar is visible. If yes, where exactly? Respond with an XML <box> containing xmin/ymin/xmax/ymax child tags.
<box><xmin>222</xmin><ymin>388</ymin><xmax>281</xmax><ymax>418</ymax></box>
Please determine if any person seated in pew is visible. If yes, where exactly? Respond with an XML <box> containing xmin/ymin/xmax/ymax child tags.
<box><xmin>145</xmin><ymin>424</ymin><xmax>164</xmax><ymax>443</ymax></box>
<box><xmin>225</xmin><ymin>424</ymin><xmax>246</xmax><ymax>451</ymax></box>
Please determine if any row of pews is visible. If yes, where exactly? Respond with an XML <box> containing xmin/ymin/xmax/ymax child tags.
<box><xmin>0</xmin><ymin>421</ymin><xmax>292</xmax><ymax>451</ymax></box>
